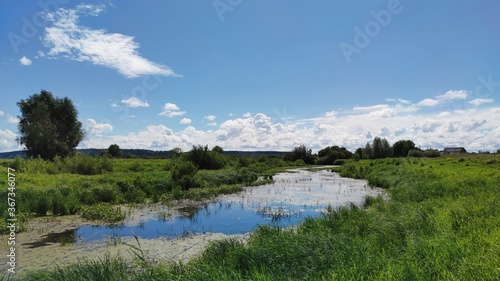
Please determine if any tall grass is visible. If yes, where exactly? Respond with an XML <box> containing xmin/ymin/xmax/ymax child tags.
<box><xmin>0</xmin><ymin>155</ymin><xmax>287</xmax><ymax>234</ymax></box>
<box><xmin>17</xmin><ymin>155</ymin><xmax>500</xmax><ymax>280</ymax></box>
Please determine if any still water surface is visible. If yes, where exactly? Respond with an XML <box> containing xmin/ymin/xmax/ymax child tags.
<box><xmin>76</xmin><ymin>168</ymin><xmax>384</xmax><ymax>242</ymax></box>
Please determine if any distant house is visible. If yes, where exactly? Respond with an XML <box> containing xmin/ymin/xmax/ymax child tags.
<box><xmin>442</xmin><ymin>147</ymin><xmax>467</xmax><ymax>154</ymax></box>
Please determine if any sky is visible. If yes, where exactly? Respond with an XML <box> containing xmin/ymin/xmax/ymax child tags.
<box><xmin>1</xmin><ymin>0</ymin><xmax>499</xmax><ymax>153</ymax></box>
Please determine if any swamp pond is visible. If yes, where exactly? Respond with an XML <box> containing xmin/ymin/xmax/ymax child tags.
<box><xmin>1</xmin><ymin>167</ymin><xmax>385</xmax><ymax>273</ymax></box>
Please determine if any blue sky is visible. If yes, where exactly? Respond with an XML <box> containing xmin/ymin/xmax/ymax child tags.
<box><xmin>1</xmin><ymin>0</ymin><xmax>499</xmax><ymax>153</ymax></box>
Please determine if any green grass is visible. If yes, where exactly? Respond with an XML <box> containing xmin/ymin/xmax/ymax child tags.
<box><xmin>12</xmin><ymin>154</ymin><xmax>500</xmax><ymax>280</ymax></box>
<box><xmin>79</xmin><ymin>203</ymin><xmax>126</xmax><ymax>224</ymax></box>
<box><xmin>0</xmin><ymin>155</ymin><xmax>292</xmax><ymax>233</ymax></box>
<box><xmin>7</xmin><ymin>155</ymin><xmax>500</xmax><ymax>281</ymax></box>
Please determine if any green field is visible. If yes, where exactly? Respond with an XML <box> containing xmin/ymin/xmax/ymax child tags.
<box><xmin>0</xmin><ymin>154</ymin><xmax>292</xmax><ymax>231</ymax></box>
<box><xmin>4</xmin><ymin>154</ymin><xmax>500</xmax><ymax>280</ymax></box>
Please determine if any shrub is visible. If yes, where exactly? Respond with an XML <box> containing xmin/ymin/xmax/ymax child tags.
<box><xmin>92</xmin><ymin>185</ymin><xmax>119</xmax><ymax>203</ymax></box>
<box><xmin>185</xmin><ymin>145</ymin><xmax>225</xmax><ymax>170</ymax></box>
<box><xmin>49</xmin><ymin>188</ymin><xmax>68</xmax><ymax>215</ymax></box>
<box><xmin>407</xmin><ymin>149</ymin><xmax>424</xmax><ymax>158</ymax></box>
<box><xmin>34</xmin><ymin>192</ymin><xmax>50</xmax><ymax>216</ymax></box>
<box><xmin>58</xmin><ymin>154</ymin><xmax>114</xmax><ymax>175</ymax></box>
<box><xmin>423</xmin><ymin>149</ymin><xmax>441</xmax><ymax>158</ymax></box>
<box><xmin>170</xmin><ymin>160</ymin><xmax>198</xmax><ymax>190</ymax></box>
<box><xmin>333</xmin><ymin>159</ymin><xmax>346</xmax><ymax>165</ymax></box>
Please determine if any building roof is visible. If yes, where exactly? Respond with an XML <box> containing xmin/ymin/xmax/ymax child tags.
<box><xmin>443</xmin><ymin>147</ymin><xmax>467</xmax><ymax>152</ymax></box>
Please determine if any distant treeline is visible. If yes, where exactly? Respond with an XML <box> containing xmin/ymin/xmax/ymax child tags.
<box><xmin>0</xmin><ymin>149</ymin><xmax>287</xmax><ymax>159</ymax></box>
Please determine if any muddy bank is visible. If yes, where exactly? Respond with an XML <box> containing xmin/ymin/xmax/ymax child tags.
<box><xmin>0</xmin><ymin>214</ymin><xmax>248</xmax><ymax>275</ymax></box>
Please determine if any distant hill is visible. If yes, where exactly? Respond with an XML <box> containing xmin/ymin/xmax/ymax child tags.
<box><xmin>0</xmin><ymin>150</ymin><xmax>26</xmax><ymax>159</ymax></box>
<box><xmin>0</xmin><ymin>149</ymin><xmax>287</xmax><ymax>159</ymax></box>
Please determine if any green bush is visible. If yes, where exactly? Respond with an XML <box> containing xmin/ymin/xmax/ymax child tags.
<box><xmin>92</xmin><ymin>185</ymin><xmax>119</xmax><ymax>203</ymax></box>
<box><xmin>185</xmin><ymin>145</ymin><xmax>225</xmax><ymax>170</ymax></box>
<box><xmin>408</xmin><ymin>149</ymin><xmax>424</xmax><ymax>158</ymax></box>
<box><xmin>170</xmin><ymin>159</ymin><xmax>198</xmax><ymax>190</ymax></box>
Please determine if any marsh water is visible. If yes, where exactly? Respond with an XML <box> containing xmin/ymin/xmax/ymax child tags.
<box><xmin>74</xmin><ymin>168</ymin><xmax>384</xmax><ymax>242</ymax></box>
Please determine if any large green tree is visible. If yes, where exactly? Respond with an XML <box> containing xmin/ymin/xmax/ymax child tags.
<box><xmin>392</xmin><ymin>139</ymin><xmax>416</xmax><ymax>157</ymax></box>
<box><xmin>17</xmin><ymin>90</ymin><xmax>85</xmax><ymax>160</ymax></box>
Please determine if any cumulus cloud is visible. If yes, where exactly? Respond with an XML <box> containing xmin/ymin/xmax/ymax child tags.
<box><xmin>0</xmin><ymin>129</ymin><xmax>20</xmax><ymax>152</ymax></box>
<box><xmin>242</xmin><ymin>112</ymin><xmax>252</xmax><ymax>118</ymax></box>
<box><xmin>417</xmin><ymin>98</ymin><xmax>439</xmax><ymax>107</ymax></box>
<box><xmin>204</xmin><ymin>115</ymin><xmax>216</xmax><ymax>121</ymax></box>
<box><xmin>121</xmin><ymin>97</ymin><xmax>149</xmax><ymax>108</ymax></box>
<box><xmin>7</xmin><ymin>117</ymin><xmax>19</xmax><ymax>124</ymax></box>
<box><xmin>325</xmin><ymin>111</ymin><xmax>337</xmax><ymax>117</ymax></box>
<box><xmin>0</xmin><ymin>111</ymin><xmax>4</xmax><ymax>116</ymax></box>
<box><xmin>437</xmin><ymin>90</ymin><xmax>468</xmax><ymax>100</ymax></box>
<box><xmin>73</xmin><ymin>102</ymin><xmax>500</xmax><ymax>153</ymax></box>
<box><xmin>44</xmin><ymin>89</ymin><xmax>500</xmax><ymax>153</ymax></box>
<box><xmin>19</xmin><ymin>56</ymin><xmax>32</xmax><ymax>66</ymax></box>
<box><xmin>158</xmin><ymin>103</ymin><xmax>186</xmax><ymax>117</ymax></box>
<box><xmin>469</xmin><ymin>98</ymin><xmax>494</xmax><ymax>106</ymax></box>
<box><xmin>42</xmin><ymin>4</ymin><xmax>178</xmax><ymax>78</ymax></box>
<box><xmin>85</xmin><ymin>119</ymin><xmax>112</xmax><ymax>137</ymax></box>
<box><xmin>180</xmin><ymin>118</ymin><xmax>192</xmax><ymax>124</ymax></box>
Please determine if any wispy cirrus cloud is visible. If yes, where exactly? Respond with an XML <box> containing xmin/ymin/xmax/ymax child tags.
<box><xmin>469</xmin><ymin>98</ymin><xmax>494</xmax><ymax>106</ymax></box>
<box><xmin>417</xmin><ymin>90</ymin><xmax>468</xmax><ymax>107</ymax></box>
<box><xmin>42</xmin><ymin>4</ymin><xmax>178</xmax><ymax>78</ymax></box>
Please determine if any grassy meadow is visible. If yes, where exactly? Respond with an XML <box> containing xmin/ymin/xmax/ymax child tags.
<box><xmin>3</xmin><ymin>154</ymin><xmax>500</xmax><ymax>280</ymax></box>
<box><xmin>0</xmin><ymin>153</ymin><xmax>291</xmax><ymax>231</ymax></box>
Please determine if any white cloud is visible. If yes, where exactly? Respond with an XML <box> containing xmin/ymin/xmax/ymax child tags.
<box><xmin>72</xmin><ymin>102</ymin><xmax>500</xmax><ymax>154</ymax></box>
<box><xmin>353</xmin><ymin>104</ymin><xmax>388</xmax><ymax>112</ymax></box>
<box><xmin>19</xmin><ymin>56</ymin><xmax>32</xmax><ymax>66</ymax></box>
<box><xmin>469</xmin><ymin>98</ymin><xmax>494</xmax><ymax>106</ymax></box>
<box><xmin>417</xmin><ymin>98</ymin><xmax>439</xmax><ymax>107</ymax></box>
<box><xmin>417</xmin><ymin>90</ymin><xmax>468</xmax><ymax>107</ymax></box>
<box><xmin>204</xmin><ymin>115</ymin><xmax>216</xmax><ymax>121</ymax></box>
<box><xmin>121</xmin><ymin>97</ymin><xmax>149</xmax><ymax>108</ymax></box>
<box><xmin>158</xmin><ymin>103</ymin><xmax>186</xmax><ymax>117</ymax></box>
<box><xmin>351</xmin><ymin>104</ymin><xmax>395</xmax><ymax>118</ymax></box>
<box><xmin>180</xmin><ymin>118</ymin><xmax>192</xmax><ymax>124</ymax></box>
<box><xmin>7</xmin><ymin>117</ymin><xmax>19</xmax><ymax>124</ymax></box>
<box><xmin>325</xmin><ymin>111</ymin><xmax>337</xmax><ymax>117</ymax></box>
<box><xmin>85</xmin><ymin>119</ymin><xmax>112</xmax><ymax>137</ymax></box>
<box><xmin>0</xmin><ymin>111</ymin><xmax>4</xmax><ymax>116</ymax></box>
<box><xmin>47</xmin><ymin>89</ymin><xmax>500</xmax><ymax>154</ymax></box>
<box><xmin>437</xmin><ymin>90</ymin><xmax>468</xmax><ymax>100</ymax></box>
<box><xmin>207</xmin><ymin>122</ymin><xmax>217</xmax><ymax>127</ymax></box>
<box><xmin>0</xmin><ymin>129</ymin><xmax>21</xmax><ymax>152</ymax></box>
<box><xmin>42</xmin><ymin>4</ymin><xmax>178</xmax><ymax>78</ymax></box>
<box><xmin>242</xmin><ymin>112</ymin><xmax>252</xmax><ymax>118</ymax></box>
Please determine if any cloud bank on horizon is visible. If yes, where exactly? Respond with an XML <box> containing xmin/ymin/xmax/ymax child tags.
<box><xmin>77</xmin><ymin>88</ymin><xmax>499</xmax><ymax>153</ymax></box>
